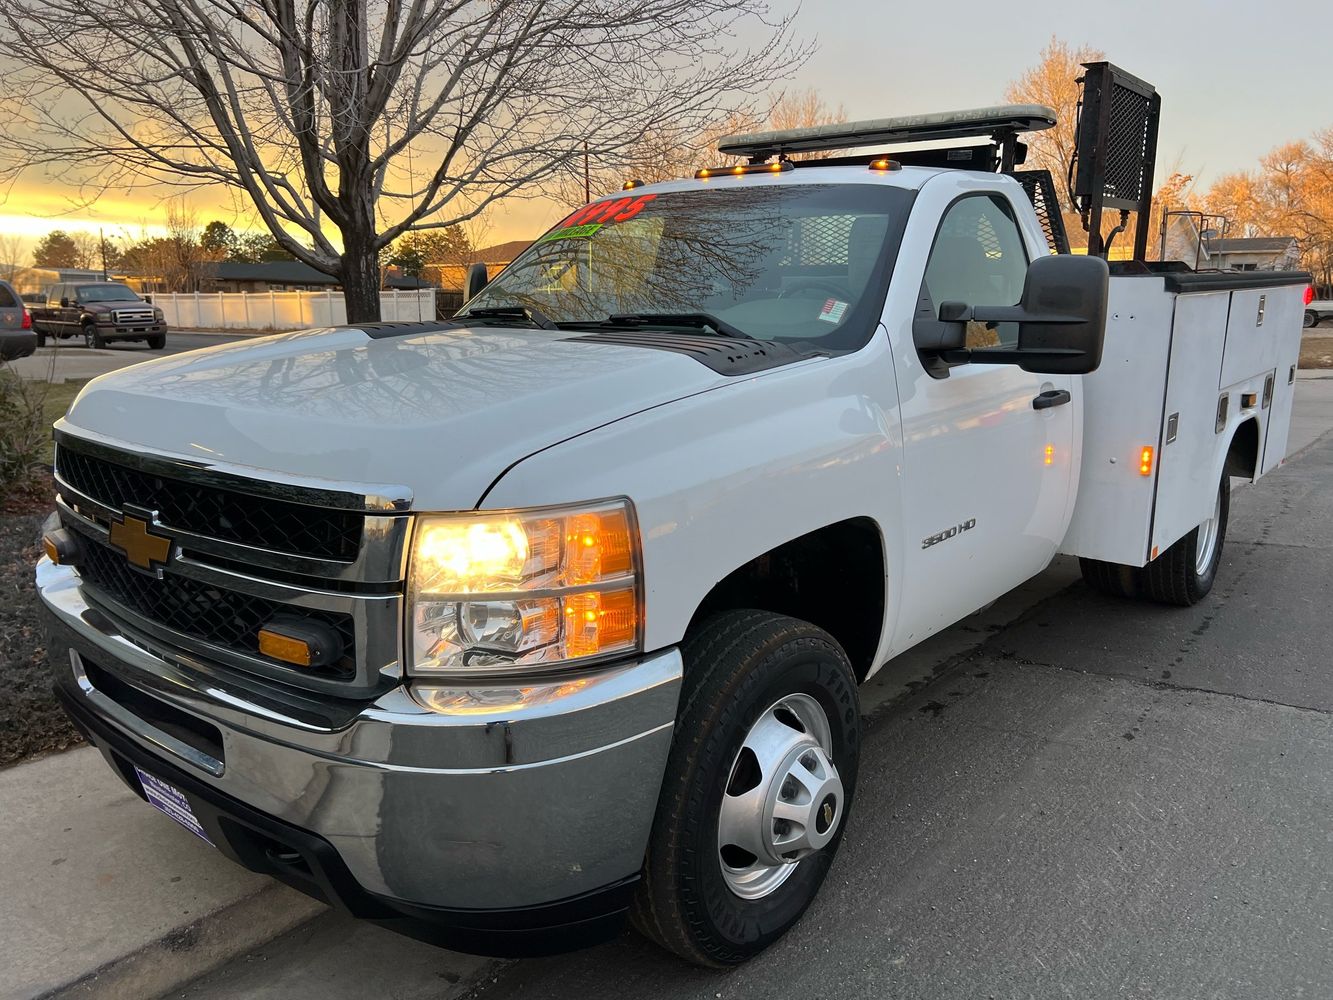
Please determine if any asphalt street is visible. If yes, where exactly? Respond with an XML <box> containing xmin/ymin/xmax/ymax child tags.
<box><xmin>178</xmin><ymin>411</ymin><xmax>1333</xmax><ymax>1000</ymax></box>
<box><xmin>8</xmin><ymin>331</ymin><xmax>259</xmax><ymax>382</ymax></box>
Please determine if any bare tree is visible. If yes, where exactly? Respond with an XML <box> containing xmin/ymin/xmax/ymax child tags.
<box><xmin>0</xmin><ymin>235</ymin><xmax>25</xmax><ymax>278</ymax></box>
<box><xmin>1005</xmin><ymin>36</ymin><xmax>1104</xmax><ymax>240</ymax></box>
<box><xmin>558</xmin><ymin>87</ymin><xmax>843</xmax><ymax>209</ymax></box>
<box><xmin>0</xmin><ymin>0</ymin><xmax>804</xmax><ymax>321</ymax></box>
<box><xmin>71</xmin><ymin>232</ymin><xmax>103</xmax><ymax>271</ymax></box>
<box><xmin>765</xmin><ymin>86</ymin><xmax>845</xmax><ymax>159</ymax></box>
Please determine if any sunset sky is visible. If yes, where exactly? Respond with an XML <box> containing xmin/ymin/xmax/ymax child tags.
<box><xmin>4</xmin><ymin>0</ymin><xmax>1330</xmax><ymax>258</ymax></box>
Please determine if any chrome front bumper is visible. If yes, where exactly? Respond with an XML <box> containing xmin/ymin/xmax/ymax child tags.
<box><xmin>38</xmin><ymin>557</ymin><xmax>682</xmax><ymax>914</ymax></box>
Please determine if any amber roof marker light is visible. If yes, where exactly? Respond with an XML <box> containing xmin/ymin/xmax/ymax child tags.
<box><xmin>695</xmin><ymin>161</ymin><xmax>795</xmax><ymax>180</ymax></box>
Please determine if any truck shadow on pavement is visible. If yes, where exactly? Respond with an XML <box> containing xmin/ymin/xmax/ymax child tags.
<box><xmin>463</xmin><ymin>434</ymin><xmax>1333</xmax><ymax>1000</ymax></box>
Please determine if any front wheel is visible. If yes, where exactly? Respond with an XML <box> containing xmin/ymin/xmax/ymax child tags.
<box><xmin>1304</xmin><ymin>310</ymin><xmax>1319</xmax><ymax>329</ymax></box>
<box><xmin>146</xmin><ymin>333</ymin><xmax>166</xmax><ymax>350</ymax></box>
<box><xmin>35</xmin><ymin>327</ymin><xmax>47</xmax><ymax>347</ymax></box>
<box><xmin>632</xmin><ymin>610</ymin><xmax>860</xmax><ymax>967</ymax></box>
<box><xmin>1140</xmin><ymin>473</ymin><xmax>1230</xmax><ymax>606</ymax></box>
<box><xmin>82</xmin><ymin>324</ymin><xmax>105</xmax><ymax>349</ymax></box>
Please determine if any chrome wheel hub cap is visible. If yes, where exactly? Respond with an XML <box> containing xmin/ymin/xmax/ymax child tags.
<box><xmin>717</xmin><ymin>693</ymin><xmax>843</xmax><ymax>900</ymax></box>
<box><xmin>1195</xmin><ymin>488</ymin><xmax>1223</xmax><ymax>576</ymax></box>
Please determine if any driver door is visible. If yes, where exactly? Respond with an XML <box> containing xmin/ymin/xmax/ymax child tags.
<box><xmin>888</xmin><ymin>182</ymin><xmax>1077</xmax><ymax>649</ymax></box>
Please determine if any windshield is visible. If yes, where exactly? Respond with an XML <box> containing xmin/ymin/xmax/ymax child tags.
<box><xmin>76</xmin><ymin>284</ymin><xmax>140</xmax><ymax>302</ymax></box>
<box><xmin>462</xmin><ymin>183</ymin><xmax>911</xmax><ymax>351</ymax></box>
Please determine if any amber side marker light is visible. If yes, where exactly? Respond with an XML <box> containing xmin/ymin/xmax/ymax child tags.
<box><xmin>258</xmin><ymin>620</ymin><xmax>343</xmax><ymax>669</ymax></box>
<box><xmin>42</xmin><ymin>529</ymin><xmax>81</xmax><ymax>566</ymax></box>
<box><xmin>1044</xmin><ymin>444</ymin><xmax>1055</xmax><ymax>466</ymax></box>
<box><xmin>1139</xmin><ymin>446</ymin><xmax>1155</xmax><ymax>476</ymax></box>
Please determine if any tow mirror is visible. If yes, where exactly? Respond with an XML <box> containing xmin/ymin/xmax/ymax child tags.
<box><xmin>464</xmin><ymin>262</ymin><xmax>489</xmax><ymax>303</ymax></box>
<box><xmin>60</xmin><ymin>297</ymin><xmax>70</xmax><ymax>308</ymax></box>
<box><xmin>920</xmin><ymin>255</ymin><xmax>1109</xmax><ymax>376</ymax></box>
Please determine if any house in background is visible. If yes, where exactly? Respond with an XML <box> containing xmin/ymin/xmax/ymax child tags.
<box><xmin>1161</xmin><ymin>215</ymin><xmax>1299</xmax><ymax>271</ymax></box>
<box><xmin>1202</xmin><ymin>236</ymin><xmax>1300</xmax><ymax>272</ymax></box>
<box><xmin>197</xmin><ymin>260</ymin><xmax>434</xmax><ymax>293</ymax></box>
<box><xmin>427</xmin><ymin>240</ymin><xmax>532</xmax><ymax>291</ymax></box>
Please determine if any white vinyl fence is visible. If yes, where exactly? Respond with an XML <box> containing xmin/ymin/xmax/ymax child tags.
<box><xmin>152</xmin><ymin>289</ymin><xmax>436</xmax><ymax>331</ymax></box>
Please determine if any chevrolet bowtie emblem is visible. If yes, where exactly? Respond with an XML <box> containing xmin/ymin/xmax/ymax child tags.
<box><xmin>108</xmin><ymin>511</ymin><xmax>173</xmax><ymax>572</ymax></box>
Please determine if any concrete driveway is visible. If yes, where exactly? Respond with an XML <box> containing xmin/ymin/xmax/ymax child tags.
<box><xmin>176</xmin><ymin>379</ymin><xmax>1333</xmax><ymax>1000</ymax></box>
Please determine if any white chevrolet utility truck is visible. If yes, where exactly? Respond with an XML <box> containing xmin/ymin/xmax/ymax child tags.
<box><xmin>37</xmin><ymin>64</ymin><xmax>1309</xmax><ymax>966</ymax></box>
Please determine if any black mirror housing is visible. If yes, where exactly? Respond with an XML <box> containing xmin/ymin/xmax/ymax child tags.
<box><xmin>464</xmin><ymin>262</ymin><xmax>489</xmax><ymax>302</ymax></box>
<box><xmin>964</xmin><ymin>255</ymin><xmax>1109</xmax><ymax>375</ymax></box>
<box><xmin>1012</xmin><ymin>254</ymin><xmax>1108</xmax><ymax>374</ymax></box>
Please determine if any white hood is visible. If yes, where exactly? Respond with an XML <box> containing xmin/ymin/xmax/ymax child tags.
<box><xmin>61</xmin><ymin>325</ymin><xmax>730</xmax><ymax>509</ymax></box>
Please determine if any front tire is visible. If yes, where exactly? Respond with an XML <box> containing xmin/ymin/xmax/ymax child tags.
<box><xmin>146</xmin><ymin>333</ymin><xmax>166</xmax><ymax>350</ymax></box>
<box><xmin>1304</xmin><ymin>310</ymin><xmax>1319</xmax><ymax>329</ymax></box>
<box><xmin>1140</xmin><ymin>473</ymin><xmax>1230</xmax><ymax>606</ymax></box>
<box><xmin>83</xmin><ymin>324</ymin><xmax>105</xmax><ymax>349</ymax></box>
<box><xmin>632</xmin><ymin>610</ymin><xmax>860</xmax><ymax>967</ymax></box>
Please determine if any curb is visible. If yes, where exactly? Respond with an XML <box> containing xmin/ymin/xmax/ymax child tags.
<box><xmin>35</xmin><ymin>883</ymin><xmax>325</xmax><ymax>1000</ymax></box>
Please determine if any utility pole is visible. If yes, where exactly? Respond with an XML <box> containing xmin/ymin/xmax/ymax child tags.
<box><xmin>99</xmin><ymin>227</ymin><xmax>108</xmax><ymax>279</ymax></box>
<box><xmin>583</xmin><ymin>143</ymin><xmax>590</xmax><ymax>203</ymax></box>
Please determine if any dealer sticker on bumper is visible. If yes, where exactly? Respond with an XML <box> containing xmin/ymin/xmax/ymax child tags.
<box><xmin>134</xmin><ymin>766</ymin><xmax>213</xmax><ymax>846</ymax></box>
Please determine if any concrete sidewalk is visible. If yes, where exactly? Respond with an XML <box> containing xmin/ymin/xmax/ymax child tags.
<box><xmin>0</xmin><ymin>747</ymin><xmax>323</xmax><ymax>999</ymax></box>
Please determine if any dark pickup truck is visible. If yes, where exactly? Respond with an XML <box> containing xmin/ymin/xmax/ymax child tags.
<box><xmin>31</xmin><ymin>282</ymin><xmax>168</xmax><ymax>350</ymax></box>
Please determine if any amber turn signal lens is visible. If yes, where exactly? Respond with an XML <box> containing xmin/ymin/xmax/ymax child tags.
<box><xmin>42</xmin><ymin>529</ymin><xmax>81</xmax><ymax>566</ymax></box>
<box><xmin>565</xmin><ymin>507</ymin><xmax>634</xmax><ymax>583</ymax></box>
<box><xmin>1139</xmin><ymin>446</ymin><xmax>1154</xmax><ymax>476</ymax></box>
<box><xmin>258</xmin><ymin>628</ymin><xmax>313</xmax><ymax>667</ymax></box>
<box><xmin>563</xmin><ymin>588</ymin><xmax>638</xmax><ymax>659</ymax></box>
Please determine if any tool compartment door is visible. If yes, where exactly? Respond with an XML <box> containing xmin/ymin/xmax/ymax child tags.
<box><xmin>1058</xmin><ymin>277</ymin><xmax>1172</xmax><ymax>566</ymax></box>
<box><xmin>1149</xmin><ymin>291</ymin><xmax>1230</xmax><ymax>558</ymax></box>
<box><xmin>1259</xmin><ymin>287</ymin><xmax>1304</xmax><ymax>474</ymax></box>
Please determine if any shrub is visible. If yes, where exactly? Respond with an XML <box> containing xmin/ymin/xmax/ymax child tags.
<box><xmin>0</xmin><ymin>366</ymin><xmax>49</xmax><ymax>495</ymax></box>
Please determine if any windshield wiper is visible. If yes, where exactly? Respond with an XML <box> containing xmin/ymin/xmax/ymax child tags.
<box><xmin>593</xmin><ymin>312</ymin><xmax>750</xmax><ymax>340</ymax></box>
<box><xmin>457</xmin><ymin>305</ymin><xmax>559</xmax><ymax>330</ymax></box>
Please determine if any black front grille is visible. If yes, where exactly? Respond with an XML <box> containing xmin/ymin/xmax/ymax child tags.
<box><xmin>76</xmin><ymin>533</ymin><xmax>356</xmax><ymax>681</ymax></box>
<box><xmin>57</xmin><ymin>448</ymin><xmax>362</xmax><ymax>563</ymax></box>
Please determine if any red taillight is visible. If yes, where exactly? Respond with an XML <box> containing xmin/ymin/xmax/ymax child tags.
<box><xmin>21</xmin><ymin>308</ymin><xmax>31</xmax><ymax>329</ymax></box>
<box><xmin>1306</xmin><ymin>286</ymin><xmax>1316</xmax><ymax>306</ymax></box>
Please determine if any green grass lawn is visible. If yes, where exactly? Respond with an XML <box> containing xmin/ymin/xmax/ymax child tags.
<box><xmin>38</xmin><ymin>380</ymin><xmax>89</xmax><ymax>465</ymax></box>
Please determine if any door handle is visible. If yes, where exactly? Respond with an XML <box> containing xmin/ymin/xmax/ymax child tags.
<box><xmin>1032</xmin><ymin>389</ymin><xmax>1071</xmax><ymax>410</ymax></box>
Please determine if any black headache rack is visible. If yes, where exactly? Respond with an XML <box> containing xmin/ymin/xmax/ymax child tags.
<box><xmin>1069</xmin><ymin>61</ymin><xmax>1162</xmax><ymax>261</ymax></box>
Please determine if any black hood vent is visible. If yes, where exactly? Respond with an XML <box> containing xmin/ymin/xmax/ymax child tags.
<box><xmin>564</xmin><ymin>330</ymin><xmax>809</xmax><ymax>376</ymax></box>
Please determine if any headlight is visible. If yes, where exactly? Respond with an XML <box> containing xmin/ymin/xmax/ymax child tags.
<box><xmin>407</xmin><ymin>499</ymin><xmax>641</xmax><ymax>676</ymax></box>
<box><xmin>153</xmin><ymin>307</ymin><xmax>164</xmax><ymax>319</ymax></box>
